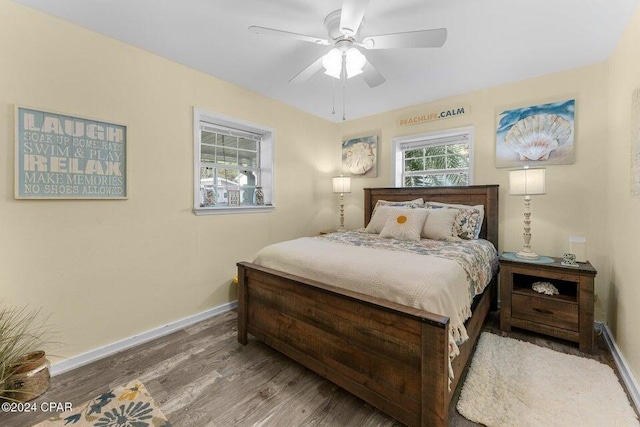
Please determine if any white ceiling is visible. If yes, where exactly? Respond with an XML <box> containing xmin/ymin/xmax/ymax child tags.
<box><xmin>14</xmin><ymin>0</ymin><xmax>639</xmax><ymax>122</ymax></box>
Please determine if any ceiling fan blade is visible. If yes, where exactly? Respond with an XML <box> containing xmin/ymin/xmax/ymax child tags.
<box><xmin>249</xmin><ymin>26</ymin><xmax>330</xmax><ymax>45</ymax></box>
<box><xmin>340</xmin><ymin>0</ymin><xmax>371</xmax><ymax>36</ymax></box>
<box><xmin>363</xmin><ymin>28</ymin><xmax>447</xmax><ymax>49</ymax></box>
<box><xmin>289</xmin><ymin>54</ymin><xmax>326</xmax><ymax>84</ymax></box>
<box><xmin>362</xmin><ymin>60</ymin><xmax>386</xmax><ymax>88</ymax></box>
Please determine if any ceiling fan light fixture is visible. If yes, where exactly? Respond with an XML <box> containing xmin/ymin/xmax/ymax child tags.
<box><xmin>345</xmin><ymin>47</ymin><xmax>366</xmax><ymax>78</ymax></box>
<box><xmin>322</xmin><ymin>48</ymin><xmax>342</xmax><ymax>79</ymax></box>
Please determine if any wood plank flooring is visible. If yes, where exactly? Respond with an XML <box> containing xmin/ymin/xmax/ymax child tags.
<box><xmin>0</xmin><ymin>310</ymin><xmax>634</xmax><ymax>427</ymax></box>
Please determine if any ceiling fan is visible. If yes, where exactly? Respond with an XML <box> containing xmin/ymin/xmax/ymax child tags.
<box><xmin>248</xmin><ymin>0</ymin><xmax>448</xmax><ymax>88</ymax></box>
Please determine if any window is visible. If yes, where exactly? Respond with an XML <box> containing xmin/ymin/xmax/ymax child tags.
<box><xmin>193</xmin><ymin>108</ymin><xmax>274</xmax><ymax>214</ymax></box>
<box><xmin>393</xmin><ymin>126</ymin><xmax>474</xmax><ymax>187</ymax></box>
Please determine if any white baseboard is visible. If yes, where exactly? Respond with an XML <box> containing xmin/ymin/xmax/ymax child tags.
<box><xmin>50</xmin><ymin>301</ymin><xmax>238</xmax><ymax>376</ymax></box>
<box><xmin>595</xmin><ymin>321</ymin><xmax>640</xmax><ymax>413</ymax></box>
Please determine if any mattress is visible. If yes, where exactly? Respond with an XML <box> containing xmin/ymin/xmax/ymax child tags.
<box><xmin>253</xmin><ymin>230</ymin><xmax>499</xmax><ymax>377</ymax></box>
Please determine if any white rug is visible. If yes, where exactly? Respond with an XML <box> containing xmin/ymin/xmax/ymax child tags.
<box><xmin>457</xmin><ymin>333</ymin><xmax>639</xmax><ymax>427</ymax></box>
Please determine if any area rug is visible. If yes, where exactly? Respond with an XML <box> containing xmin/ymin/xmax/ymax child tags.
<box><xmin>457</xmin><ymin>333</ymin><xmax>639</xmax><ymax>427</ymax></box>
<box><xmin>33</xmin><ymin>379</ymin><xmax>171</xmax><ymax>426</ymax></box>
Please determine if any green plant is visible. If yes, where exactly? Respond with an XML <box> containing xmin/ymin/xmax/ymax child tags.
<box><xmin>0</xmin><ymin>307</ymin><xmax>51</xmax><ymax>400</ymax></box>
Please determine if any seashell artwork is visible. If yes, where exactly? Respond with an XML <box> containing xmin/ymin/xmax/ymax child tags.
<box><xmin>505</xmin><ymin>114</ymin><xmax>571</xmax><ymax>161</ymax></box>
<box><xmin>342</xmin><ymin>135</ymin><xmax>377</xmax><ymax>177</ymax></box>
<box><xmin>496</xmin><ymin>99</ymin><xmax>575</xmax><ymax>167</ymax></box>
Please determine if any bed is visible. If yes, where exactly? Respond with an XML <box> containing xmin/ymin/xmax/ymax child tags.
<box><xmin>237</xmin><ymin>185</ymin><xmax>499</xmax><ymax>427</ymax></box>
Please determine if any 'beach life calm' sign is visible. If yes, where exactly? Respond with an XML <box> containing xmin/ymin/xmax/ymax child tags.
<box><xmin>398</xmin><ymin>105</ymin><xmax>469</xmax><ymax>127</ymax></box>
<box><xmin>15</xmin><ymin>106</ymin><xmax>127</xmax><ymax>199</ymax></box>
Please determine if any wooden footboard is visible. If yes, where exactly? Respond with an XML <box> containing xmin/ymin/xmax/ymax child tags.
<box><xmin>237</xmin><ymin>261</ymin><xmax>495</xmax><ymax>427</ymax></box>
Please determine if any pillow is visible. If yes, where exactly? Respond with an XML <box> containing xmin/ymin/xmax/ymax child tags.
<box><xmin>380</xmin><ymin>209</ymin><xmax>429</xmax><ymax>242</ymax></box>
<box><xmin>426</xmin><ymin>202</ymin><xmax>484</xmax><ymax>240</ymax></box>
<box><xmin>365</xmin><ymin>206</ymin><xmax>396</xmax><ymax>233</ymax></box>
<box><xmin>365</xmin><ymin>201</ymin><xmax>422</xmax><ymax>234</ymax></box>
<box><xmin>421</xmin><ymin>208</ymin><xmax>460</xmax><ymax>240</ymax></box>
<box><xmin>371</xmin><ymin>198</ymin><xmax>424</xmax><ymax>216</ymax></box>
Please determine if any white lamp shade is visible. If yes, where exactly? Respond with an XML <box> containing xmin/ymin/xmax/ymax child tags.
<box><xmin>509</xmin><ymin>168</ymin><xmax>546</xmax><ymax>195</ymax></box>
<box><xmin>322</xmin><ymin>48</ymin><xmax>342</xmax><ymax>79</ymax></box>
<box><xmin>345</xmin><ymin>48</ymin><xmax>366</xmax><ymax>78</ymax></box>
<box><xmin>322</xmin><ymin>48</ymin><xmax>366</xmax><ymax>80</ymax></box>
<box><xmin>332</xmin><ymin>176</ymin><xmax>351</xmax><ymax>193</ymax></box>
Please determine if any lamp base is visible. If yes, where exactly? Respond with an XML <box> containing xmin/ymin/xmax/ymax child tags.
<box><xmin>516</xmin><ymin>250</ymin><xmax>540</xmax><ymax>260</ymax></box>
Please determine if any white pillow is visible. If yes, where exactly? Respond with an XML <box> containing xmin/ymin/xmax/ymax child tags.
<box><xmin>421</xmin><ymin>208</ymin><xmax>460</xmax><ymax>240</ymax></box>
<box><xmin>380</xmin><ymin>209</ymin><xmax>429</xmax><ymax>242</ymax></box>
<box><xmin>365</xmin><ymin>206</ymin><xmax>396</xmax><ymax>234</ymax></box>
<box><xmin>365</xmin><ymin>203</ymin><xmax>422</xmax><ymax>234</ymax></box>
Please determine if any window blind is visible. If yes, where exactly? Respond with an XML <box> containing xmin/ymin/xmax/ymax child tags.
<box><xmin>399</xmin><ymin>133</ymin><xmax>469</xmax><ymax>151</ymax></box>
<box><xmin>200</xmin><ymin>123</ymin><xmax>262</xmax><ymax>141</ymax></box>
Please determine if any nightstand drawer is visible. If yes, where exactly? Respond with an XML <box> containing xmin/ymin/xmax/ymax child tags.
<box><xmin>512</xmin><ymin>294</ymin><xmax>579</xmax><ymax>331</ymax></box>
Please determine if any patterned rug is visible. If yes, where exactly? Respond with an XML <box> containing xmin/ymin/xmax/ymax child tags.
<box><xmin>33</xmin><ymin>379</ymin><xmax>171</xmax><ymax>427</ymax></box>
<box><xmin>457</xmin><ymin>333</ymin><xmax>639</xmax><ymax>427</ymax></box>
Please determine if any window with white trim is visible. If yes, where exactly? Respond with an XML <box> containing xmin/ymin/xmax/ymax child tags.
<box><xmin>194</xmin><ymin>108</ymin><xmax>274</xmax><ymax>214</ymax></box>
<box><xmin>393</xmin><ymin>126</ymin><xmax>474</xmax><ymax>187</ymax></box>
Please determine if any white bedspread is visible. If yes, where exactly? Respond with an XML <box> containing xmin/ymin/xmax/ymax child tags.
<box><xmin>253</xmin><ymin>232</ymin><xmax>498</xmax><ymax>383</ymax></box>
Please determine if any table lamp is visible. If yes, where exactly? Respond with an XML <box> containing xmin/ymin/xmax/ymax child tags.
<box><xmin>332</xmin><ymin>176</ymin><xmax>351</xmax><ymax>231</ymax></box>
<box><xmin>509</xmin><ymin>167</ymin><xmax>546</xmax><ymax>259</ymax></box>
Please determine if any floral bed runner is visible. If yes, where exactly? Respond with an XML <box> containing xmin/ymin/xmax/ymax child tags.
<box><xmin>33</xmin><ymin>379</ymin><xmax>171</xmax><ymax>427</ymax></box>
<box><xmin>320</xmin><ymin>231</ymin><xmax>499</xmax><ymax>301</ymax></box>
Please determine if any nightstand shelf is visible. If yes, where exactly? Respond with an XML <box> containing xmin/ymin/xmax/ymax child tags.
<box><xmin>499</xmin><ymin>254</ymin><xmax>597</xmax><ymax>353</ymax></box>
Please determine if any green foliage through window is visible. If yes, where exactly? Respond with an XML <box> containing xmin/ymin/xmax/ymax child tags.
<box><xmin>402</xmin><ymin>141</ymin><xmax>470</xmax><ymax>187</ymax></box>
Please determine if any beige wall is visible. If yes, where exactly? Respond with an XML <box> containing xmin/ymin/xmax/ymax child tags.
<box><xmin>339</xmin><ymin>64</ymin><xmax>611</xmax><ymax>322</ymax></box>
<box><xmin>0</xmin><ymin>1</ymin><xmax>339</xmax><ymax>362</ymax></box>
<box><xmin>3</xmin><ymin>0</ymin><xmax>639</xmax><ymax>387</ymax></box>
<box><xmin>607</xmin><ymin>5</ymin><xmax>640</xmax><ymax>386</ymax></box>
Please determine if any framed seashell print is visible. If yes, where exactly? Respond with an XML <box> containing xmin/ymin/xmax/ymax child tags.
<box><xmin>342</xmin><ymin>134</ymin><xmax>378</xmax><ymax>177</ymax></box>
<box><xmin>495</xmin><ymin>99</ymin><xmax>575</xmax><ymax>168</ymax></box>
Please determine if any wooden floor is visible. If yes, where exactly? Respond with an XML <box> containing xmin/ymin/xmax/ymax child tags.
<box><xmin>0</xmin><ymin>309</ymin><xmax>634</xmax><ymax>427</ymax></box>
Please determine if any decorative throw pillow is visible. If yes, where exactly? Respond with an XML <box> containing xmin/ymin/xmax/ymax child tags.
<box><xmin>365</xmin><ymin>206</ymin><xmax>395</xmax><ymax>233</ymax></box>
<box><xmin>426</xmin><ymin>202</ymin><xmax>484</xmax><ymax>240</ymax></box>
<box><xmin>365</xmin><ymin>200</ymin><xmax>423</xmax><ymax>234</ymax></box>
<box><xmin>421</xmin><ymin>208</ymin><xmax>460</xmax><ymax>240</ymax></box>
<box><xmin>380</xmin><ymin>209</ymin><xmax>429</xmax><ymax>242</ymax></box>
<box><xmin>371</xmin><ymin>198</ymin><xmax>424</xmax><ymax>216</ymax></box>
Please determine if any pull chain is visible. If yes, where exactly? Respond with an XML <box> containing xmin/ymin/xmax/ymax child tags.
<box><xmin>342</xmin><ymin>52</ymin><xmax>347</xmax><ymax>121</ymax></box>
<box><xmin>342</xmin><ymin>78</ymin><xmax>346</xmax><ymax>121</ymax></box>
<box><xmin>331</xmin><ymin>77</ymin><xmax>336</xmax><ymax>116</ymax></box>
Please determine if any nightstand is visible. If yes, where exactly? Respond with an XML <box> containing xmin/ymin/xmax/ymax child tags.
<box><xmin>499</xmin><ymin>254</ymin><xmax>597</xmax><ymax>353</ymax></box>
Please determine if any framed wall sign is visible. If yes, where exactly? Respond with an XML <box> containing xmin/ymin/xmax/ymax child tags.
<box><xmin>15</xmin><ymin>106</ymin><xmax>127</xmax><ymax>199</ymax></box>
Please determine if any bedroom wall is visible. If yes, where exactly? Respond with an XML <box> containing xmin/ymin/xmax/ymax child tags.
<box><xmin>607</xmin><ymin>4</ymin><xmax>640</xmax><ymax>389</ymax></box>
<box><xmin>338</xmin><ymin>63</ymin><xmax>611</xmax><ymax>321</ymax></box>
<box><xmin>0</xmin><ymin>1</ymin><xmax>338</xmax><ymax>363</ymax></box>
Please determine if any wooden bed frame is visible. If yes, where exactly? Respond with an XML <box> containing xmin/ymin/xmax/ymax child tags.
<box><xmin>237</xmin><ymin>185</ymin><xmax>499</xmax><ymax>427</ymax></box>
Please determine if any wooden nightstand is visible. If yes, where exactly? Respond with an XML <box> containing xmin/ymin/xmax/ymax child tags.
<box><xmin>499</xmin><ymin>254</ymin><xmax>597</xmax><ymax>353</ymax></box>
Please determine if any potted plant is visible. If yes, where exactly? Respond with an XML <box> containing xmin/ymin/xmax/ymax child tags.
<box><xmin>0</xmin><ymin>307</ymin><xmax>52</xmax><ymax>402</ymax></box>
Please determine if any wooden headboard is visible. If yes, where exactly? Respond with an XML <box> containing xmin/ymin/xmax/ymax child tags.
<box><xmin>364</xmin><ymin>186</ymin><xmax>499</xmax><ymax>250</ymax></box>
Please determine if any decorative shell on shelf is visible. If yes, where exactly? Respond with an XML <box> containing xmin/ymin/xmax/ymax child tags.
<box><xmin>344</xmin><ymin>142</ymin><xmax>375</xmax><ymax>175</ymax></box>
<box><xmin>505</xmin><ymin>114</ymin><xmax>572</xmax><ymax>161</ymax></box>
<box><xmin>532</xmin><ymin>281</ymin><xmax>559</xmax><ymax>296</ymax></box>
